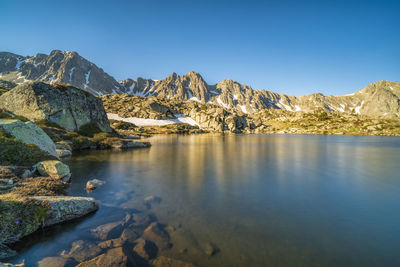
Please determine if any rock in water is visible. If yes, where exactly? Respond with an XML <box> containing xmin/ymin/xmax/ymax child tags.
<box><xmin>86</xmin><ymin>179</ymin><xmax>106</xmax><ymax>191</ymax></box>
<box><xmin>0</xmin><ymin>119</ymin><xmax>59</xmax><ymax>159</ymax></box>
<box><xmin>37</xmin><ymin>256</ymin><xmax>75</xmax><ymax>267</ymax></box>
<box><xmin>36</xmin><ymin>160</ymin><xmax>71</xmax><ymax>182</ymax></box>
<box><xmin>60</xmin><ymin>240</ymin><xmax>102</xmax><ymax>262</ymax></box>
<box><xmin>151</xmin><ymin>256</ymin><xmax>195</xmax><ymax>267</ymax></box>
<box><xmin>0</xmin><ymin>81</ymin><xmax>112</xmax><ymax>132</ymax></box>
<box><xmin>75</xmin><ymin>247</ymin><xmax>131</xmax><ymax>267</ymax></box>
<box><xmin>31</xmin><ymin>196</ymin><xmax>98</xmax><ymax>227</ymax></box>
<box><xmin>91</xmin><ymin>221</ymin><xmax>125</xmax><ymax>240</ymax></box>
<box><xmin>133</xmin><ymin>238</ymin><xmax>158</xmax><ymax>260</ymax></box>
<box><xmin>56</xmin><ymin>149</ymin><xmax>72</xmax><ymax>158</ymax></box>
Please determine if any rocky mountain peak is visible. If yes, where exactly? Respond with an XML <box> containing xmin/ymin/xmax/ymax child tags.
<box><xmin>1</xmin><ymin>50</ymin><xmax>399</xmax><ymax>118</ymax></box>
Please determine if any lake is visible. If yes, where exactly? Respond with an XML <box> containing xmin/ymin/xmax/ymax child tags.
<box><xmin>11</xmin><ymin>134</ymin><xmax>400</xmax><ymax>266</ymax></box>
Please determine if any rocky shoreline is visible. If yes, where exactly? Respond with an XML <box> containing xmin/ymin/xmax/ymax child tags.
<box><xmin>0</xmin><ymin>82</ymin><xmax>151</xmax><ymax>265</ymax></box>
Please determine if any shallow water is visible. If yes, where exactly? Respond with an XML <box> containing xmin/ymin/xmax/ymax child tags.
<box><xmin>11</xmin><ymin>134</ymin><xmax>400</xmax><ymax>266</ymax></box>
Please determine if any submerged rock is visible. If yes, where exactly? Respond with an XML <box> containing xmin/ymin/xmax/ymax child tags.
<box><xmin>86</xmin><ymin>179</ymin><xmax>106</xmax><ymax>191</ymax></box>
<box><xmin>151</xmin><ymin>256</ymin><xmax>195</xmax><ymax>267</ymax></box>
<box><xmin>143</xmin><ymin>222</ymin><xmax>171</xmax><ymax>249</ymax></box>
<box><xmin>37</xmin><ymin>256</ymin><xmax>76</xmax><ymax>267</ymax></box>
<box><xmin>36</xmin><ymin>160</ymin><xmax>71</xmax><ymax>182</ymax></box>
<box><xmin>32</xmin><ymin>196</ymin><xmax>98</xmax><ymax>227</ymax></box>
<box><xmin>120</xmin><ymin>228</ymin><xmax>140</xmax><ymax>243</ymax></box>
<box><xmin>144</xmin><ymin>196</ymin><xmax>162</xmax><ymax>204</ymax></box>
<box><xmin>131</xmin><ymin>213</ymin><xmax>154</xmax><ymax>229</ymax></box>
<box><xmin>60</xmin><ymin>240</ymin><xmax>102</xmax><ymax>263</ymax></box>
<box><xmin>133</xmin><ymin>238</ymin><xmax>158</xmax><ymax>260</ymax></box>
<box><xmin>91</xmin><ymin>221</ymin><xmax>124</xmax><ymax>240</ymax></box>
<box><xmin>201</xmin><ymin>242</ymin><xmax>219</xmax><ymax>256</ymax></box>
<box><xmin>97</xmin><ymin>238</ymin><xmax>126</xmax><ymax>249</ymax></box>
<box><xmin>76</xmin><ymin>247</ymin><xmax>132</xmax><ymax>267</ymax></box>
<box><xmin>0</xmin><ymin>119</ymin><xmax>59</xmax><ymax>159</ymax></box>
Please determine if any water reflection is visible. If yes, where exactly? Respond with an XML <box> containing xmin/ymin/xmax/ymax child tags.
<box><xmin>11</xmin><ymin>134</ymin><xmax>400</xmax><ymax>267</ymax></box>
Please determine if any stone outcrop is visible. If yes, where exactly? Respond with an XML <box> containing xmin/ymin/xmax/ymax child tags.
<box><xmin>0</xmin><ymin>82</ymin><xmax>112</xmax><ymax>132</ymax></box>
<box><xmin>35</xmin><ymin>160</ymin><xmax>71</xmax><ymax>182</ymax></box>
<box><xmin>32</xmin><ymin>196</ymin><xmax>98</xmax><ymax>227</ymax></box>
<box><xmin>0</xmin><ymin>119</ymin><xmax>59</xmax><ymax>158</ymax></box>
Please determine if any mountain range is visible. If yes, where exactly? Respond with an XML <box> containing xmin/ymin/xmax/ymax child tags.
<box><xmin>0</xmin><ymin>50</ymin><xmax>399</xmax><ymax>118</ymax></box>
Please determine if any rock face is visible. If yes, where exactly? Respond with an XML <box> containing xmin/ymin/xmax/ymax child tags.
<box><xmin>36</xmin><ymin>160</ymin><xmax>71</xmax><ymax>182</ymax></box>
<box><xmin>0</xmin><ymin>82</ymin><xmax>112</xmax><ymax>132</ymax></box>
<box><xmin>32</xmin><ymin>196</ymin><xmax>98</xmax><ymax>227</ymax></box>
<box><xmin>0</xmin><ymin>119</ymin><xmax>59</xmax><ymax>158</ymax></box>
<box><xmin>0</xmin><ymin>51</ymin><xmax>125</xmax><ymax>96</ymax></box>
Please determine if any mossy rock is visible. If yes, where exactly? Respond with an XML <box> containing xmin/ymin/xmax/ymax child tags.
<box><xmin>0</xmin><ymin>194</ymin><xmax>47</xmax><ymax>244</ymax></box>
<box><xmin>36</xmin><ymin>160</ymin><xmax>71</xmax><ymax>182</ymax></box>
<box><xmin>78</xmin><ymin>122</ymin><xmax>102</xmax><ymax>137</ymax></box>
<box><xmin>0</xmin><ymin>129</ymin><xmax>54</xmax><ymax>166</ymax></box>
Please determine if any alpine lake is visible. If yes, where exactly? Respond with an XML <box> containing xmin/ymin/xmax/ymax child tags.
<box><xmin>10</xmin><ymin>134</ymin><xmax>400</xmax><ymax>267</ymax></box>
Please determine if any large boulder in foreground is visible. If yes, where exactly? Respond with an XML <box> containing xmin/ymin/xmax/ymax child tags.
<box><xmin>0</xmin><ymin>82</ymin><xmax>112</xmax><ymax>132</ymax></box>
<box><xmin>0</xmin><ymin>119</ymin><xmax>59</xmax><ymax>159</ymax></box>
<box><xmin>31</xmin><ymin>196</ymin><xmax>98</xmax><ymax>227</ymax></box>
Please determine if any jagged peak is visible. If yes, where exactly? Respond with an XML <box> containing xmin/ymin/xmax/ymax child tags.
<box><xmin>168</xmin><ymin>72</ymin><xmax>179</xmax><ymax>79</ymax></box>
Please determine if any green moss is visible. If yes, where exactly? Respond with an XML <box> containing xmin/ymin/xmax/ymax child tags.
<box><xmin>0</xmin><ymin>80</ymin><xmax>17</xmax><ymax>90</ymax></box>
<box><xmin>78</xmin><ymin>123</ymin><xmax>102</xmax><ymax>137</ymax></box>
<box><xmin>35</xmin><ymin>119</ymin><xmax>64</xmax><ymax>129</ymax></box>
<box><xmin>0</xmin><ymin>194</ymin><xmax>47</xmax><ymax>244</ymax></box>
<box><xmin>0</xmin><ymin>87</ymin><xmax>9</xmax><ymax>96</ymax></box>
<box><xmin>63</xmin><ymin>132</ymin><xmax>95</xmax><ymax>150</ymax></box>
<box><xmin>0</xmin><ymin>130</ymin><xmax>54</xmax><ymax>166</ymax></box>
<box><xmin>90</xmin><ymin>132</ymin><xmax>116</xmax><ymax>142</ymax></box>
<box><xmin>0</xmin><ymin>110</ymin><xmax>29</xmax><ymax>122</ymax></box>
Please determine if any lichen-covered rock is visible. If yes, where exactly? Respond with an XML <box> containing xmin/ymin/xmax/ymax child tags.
<box><xmin>0</xmin><ymin>82</ymin><xmax>112</xmax><ymax>132</ymax></box>
<box><xmin>0</xmin><ymin>119</ymin><xmax>58</xmax><ymax>158</ymax></box>
<box><xmin>36</xmin><ymin>160</ymin><xmax>71</xmax><ymax>182</ymax></box>
<box><xmin>31</xmin><ymin>196</ymin><xmax>98</xmax><ymax>227</ymax></box>
<box><xmin>56</xmin><ymin>149</ymin><xmax>72</xmax><ymax>158</ymax></box>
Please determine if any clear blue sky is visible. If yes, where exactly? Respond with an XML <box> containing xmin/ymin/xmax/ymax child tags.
<box><xmin>1</xmin><ymin>0</ymin><xmax>399</xmax><ymax>95</ymax></box>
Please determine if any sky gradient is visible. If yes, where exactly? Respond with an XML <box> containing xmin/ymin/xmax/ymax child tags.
<box><xmin>1</xmin><ymin>0</ymin><xmax>399</xmax><ymax>95</ymax></box>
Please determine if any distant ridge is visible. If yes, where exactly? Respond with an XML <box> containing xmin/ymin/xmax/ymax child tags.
<box><xmin>0</xmin><ymin>50</ymin><xmax>399</xmax><ymax>118</ymax></box>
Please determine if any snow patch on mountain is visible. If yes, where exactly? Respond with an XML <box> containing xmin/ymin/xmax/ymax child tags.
<box><xmin>107</xmin><ymin>113</ymin><xmax>200</xmax><ymax>127</ymax></box>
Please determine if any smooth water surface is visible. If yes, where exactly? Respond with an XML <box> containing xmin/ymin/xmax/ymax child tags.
<box><xmin>12</xmin><ymin>134</ymin><xmax>400</xmax><ymax>266</ymax></box>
